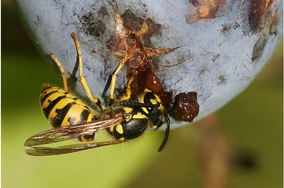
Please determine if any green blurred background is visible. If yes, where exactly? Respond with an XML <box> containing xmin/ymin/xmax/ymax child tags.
<box><xmin>2</xmin><ymin>1</ymin><xmax>283</xmax><ymax>187</ymax></box>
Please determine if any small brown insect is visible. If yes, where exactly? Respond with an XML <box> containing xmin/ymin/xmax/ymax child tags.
<box><xmin>109</xmin><ymin>3</ymin><xmax>178</xmax><ymax>102</ymax></box>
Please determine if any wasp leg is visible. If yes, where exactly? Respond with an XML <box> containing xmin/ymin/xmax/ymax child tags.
<box><xmin>109</xmin><ymin>49</ymin><xmax>131</xmax><ymax>100</ymax></box>
<box><xmin>144</xmin><ymin>47</ymin><xmax>180</xmax><ymax>57</ymax></box>
<box><xmin>71</xmin><ymin>32</ymin><xmax>102</xmax><ymax>109</ymax></box>
<box><xmin>101</xmin><ymin>74</ymin><xmax>112</xmax><ymax>99</ymax></box>
<box><xmin>50</xmin><ymin>53</ymin><xmax>68</xmax><ymax>91</ymax></box>
<box><xmin>119</xmin><ymin>76</ymin><xmax>134</xmax><ymax>101</ymax></box>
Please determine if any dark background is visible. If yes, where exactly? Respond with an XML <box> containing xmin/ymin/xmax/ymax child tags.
<box><xmin>2</xmin><ymin>0</ymin><xmax>283</xmax><ymax>187</ymax></box>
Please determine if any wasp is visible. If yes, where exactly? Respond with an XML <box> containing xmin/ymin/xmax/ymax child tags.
<box><xmin>24</xmin><ymin>32</ymin><xmax>170</xmax><ymax>156</ymax></box>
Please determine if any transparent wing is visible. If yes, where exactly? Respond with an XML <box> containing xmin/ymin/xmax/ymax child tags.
<box><xmin>25</xmin><ymin>140</ymin><xmax>125</xmax><ymax>156</ymax></box>
<box><xmin>24</xmin><ymin>115</ymin><xmax>126</xmax><ymax>156</ymax></box>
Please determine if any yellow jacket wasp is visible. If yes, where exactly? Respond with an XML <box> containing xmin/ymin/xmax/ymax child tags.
<box><xmin>24</xmin><ymin>32</ymin><xmax>170</xmax><ymax>156</ymax></box>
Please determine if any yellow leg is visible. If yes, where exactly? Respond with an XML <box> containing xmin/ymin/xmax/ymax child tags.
<box><xmin>110</xmin><ymin>51</ymin><xmax>130</xmax><ymax>100</ymax></box>
<box><xmin>119</xmin><ymin>76</ymin><xmax>134</xmax><ymax>101</ymax></box>
<box><xmin>50</xmin><ymin>53</ymin><xmax>68</xmax><ymax>91</ymax></box>
<box><xmin>71</xmin><ymin>32</ymin><xmax>99</xmax><ymax>105</ymax></box>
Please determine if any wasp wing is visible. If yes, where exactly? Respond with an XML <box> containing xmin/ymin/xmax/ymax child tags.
<box><xmin>24</xmin><ymin>115</ymin><xmax>125</xmax><ymax>147</ymax></box>
<box><xmin>25</xmin><ymin>140</ymin><xmax>126</xmax><ymax>156</ymax></box>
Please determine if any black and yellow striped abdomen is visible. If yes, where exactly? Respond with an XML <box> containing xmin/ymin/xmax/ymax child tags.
<box><xmin>40</xmin><ymin>84</ymin><xmax>95</xmax><ymax>129</ymax></box>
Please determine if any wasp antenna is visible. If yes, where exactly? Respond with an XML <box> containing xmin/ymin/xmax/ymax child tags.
<box><xmin>158</xmin><ymin>114</ymin><xmax>170</xmax><ymax>152</ymax></box>
<box><xmin>114</xmin><ymin>101</ymin><xmax>157</xmax><ymax>108</ymax></box>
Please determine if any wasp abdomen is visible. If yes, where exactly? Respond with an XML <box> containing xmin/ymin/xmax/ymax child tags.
<box><xmin>40</xmin><ymin>84</ymin><xmax>95</xmax><ymax>128</ymax></box>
